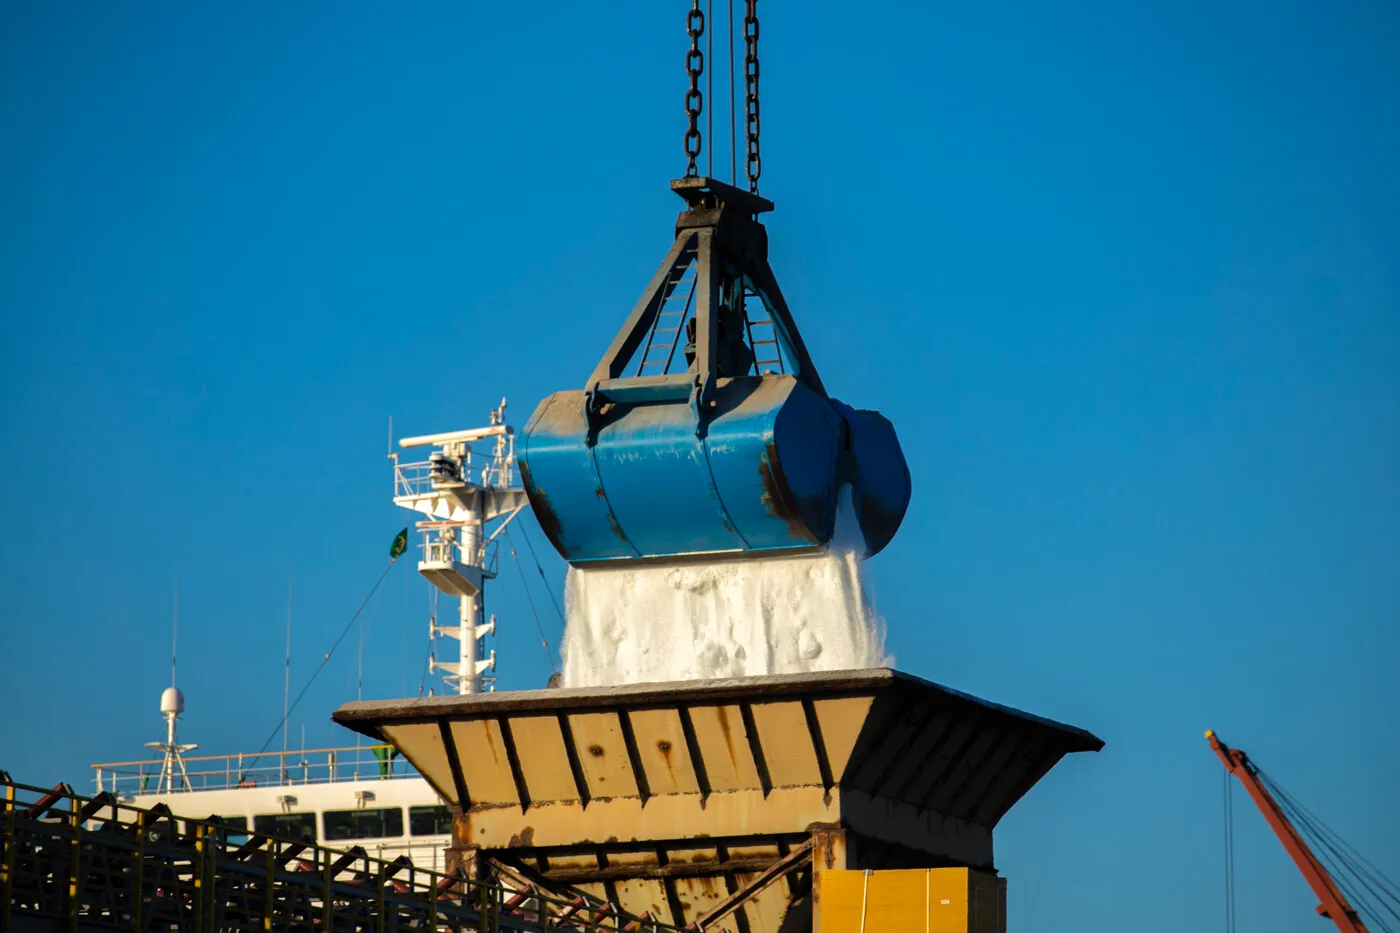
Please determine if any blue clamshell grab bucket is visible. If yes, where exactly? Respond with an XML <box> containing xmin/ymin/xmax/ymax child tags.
<box><xmin>517</xmin><ymin>178</ymin><xmax>911</xmax><ymax>566</ymax></box>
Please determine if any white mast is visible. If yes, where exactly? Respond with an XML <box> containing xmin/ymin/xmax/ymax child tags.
<box><xmin>282</xmin><ymin>564</ymin><xmax>292</xmax><ymax>777</ymax></box>
<box><xmin>390</xmin><ymin>399</ymin><xmax>527</xmax><ymax>695</ymax></box>
<box><xmin>146</xmin><ymin>577</ymin><xmax>197</xmax><ymax>791</ymax></box>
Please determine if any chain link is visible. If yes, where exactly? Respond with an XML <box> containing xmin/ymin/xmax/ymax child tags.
<box><xmin>684</xmin><ymin>1</ymin><xmax>706</xmax><ymax>177</ymax></box>
<box><xmin>743</xmin><ymin>0</ymin><xmax>760</xmax><ymax>193</ymax></box>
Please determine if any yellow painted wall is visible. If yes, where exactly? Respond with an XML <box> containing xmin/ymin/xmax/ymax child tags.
<box><xmin>815</xmin><ymin>868</ymin><xmax>1006</xmax><ymax>933</ymax></box>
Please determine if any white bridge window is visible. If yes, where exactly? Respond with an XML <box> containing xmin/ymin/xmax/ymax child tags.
<box><xmin>324</xmin><ymin>806</ymin><xmax>405</xmax><ymax>841</ymax></box>
<box><xmin>409</xmin><ymin>805</ymin><xmax>452</xmax><ymax>837</ymax></box>
<box><xmin>253</xmin><ymin>812</ymin><xmax>317</xmax><ymax>841</ymax></box>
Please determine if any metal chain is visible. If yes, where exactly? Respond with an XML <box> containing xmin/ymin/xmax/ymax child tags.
<box><xmin>743</xmin><ymin>0</ymin><xmax>760</xmax><ymax>192</ymax></box>
<box><xmin>684</xmin><ymin>0</ymin><xmax>706</xmax><ymax>177</ymax></box>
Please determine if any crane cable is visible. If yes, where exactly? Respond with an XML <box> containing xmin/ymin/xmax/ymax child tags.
<box><xmin>505</xmin><ymin>525</ymin><xmax>560</xmax><ymax>675</ymax></box>
<box><xmin>1223</xmin><ymin>770</ymin><xmax>1237</xmax><ymax>933</ymax></box>
<box><xmin>240</xmin><ymin>554</ymin><xmax>402</xmax><ymax>779</ymax></box>
<box><xmin>1255</xmin><ymin>767</ymin><xmax>1400</xmax><ymax>932</ymax></box>
<box><xmin>516</xmin><ymin>522</ymin><xmax>565</xmax><ymax>625</ymax></box>
<box><xmin>1224</xmin><ymin>749</ymin><xmax>1400</xmax><ymax>933</ymax></box>
<box><xmin>1263</xmin><ymin>772</ymin><xmax>1400</xmax><ymax>905</ymax></box>
<box><xmin>1265</xmin><ymin>773</ymin><xmax>1400</xmax><ymax>932</ymax></box>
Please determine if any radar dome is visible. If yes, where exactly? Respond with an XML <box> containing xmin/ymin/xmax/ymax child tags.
<box><xmin>160</xmin><ymin>686</ymin><xmax>185</xmax><ymax>715</ymax></box>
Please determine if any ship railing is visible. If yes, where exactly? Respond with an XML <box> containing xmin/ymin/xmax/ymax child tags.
<box><xmin>394</xmin><ymin>451</ymin><xmax>516</xmax><ymax>500</ymax></box>
<box><xmin>91</xmin><ymin>743</ymin><xmax>419</xmax><ymax>796</ymax></box>
<box><xmin>420</xmin><ymin>535</ymin><xmax>501</xmax><ymax>575</ymax></box>
<box><xmin>395</xmin><ymin>457</ymin><xmax>467</xmax><ymax>498</ymax></box>
<box><xmin>0</xmin><ymin>773</ymin><xmax>685</xmax><ymax>932</ymax></box>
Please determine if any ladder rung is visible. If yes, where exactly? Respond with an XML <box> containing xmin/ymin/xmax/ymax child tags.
<box><xmin>751</xmin><ymin>339</ymin><xmax>779</xmax><ymax>346</ymax></box>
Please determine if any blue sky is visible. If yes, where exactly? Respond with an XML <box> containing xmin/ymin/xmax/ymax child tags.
<box><xmin>2</xmin><ymin>2</ymin><xmax>1396</xmax><ymax>930</ymax></box>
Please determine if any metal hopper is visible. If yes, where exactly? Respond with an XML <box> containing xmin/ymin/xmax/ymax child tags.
<box><xmin>333</xmin><ymin>669</ymin><xmax>1102</xmax><ymax>932</ymax></box>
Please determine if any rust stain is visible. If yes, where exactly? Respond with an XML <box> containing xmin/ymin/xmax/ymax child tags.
<box><xmin>758</xmin><ymin>442</ymin><xmax>818</xmax><ymax>543</ymax></box>
<box><xmin>588</xmin><ymin>745</ymin><xmax>605</xmax><ymax>758</ymax></box>
<box><xmin>507</xmin><ymin>826</ymin><xmax>535</xmax><ymax>848</ymax></box>
<box><xmin>716</xmin><ymin>707</ymin><xmax>741</xmax><ymax>772</ymax></box>
<box><xmin>605</xmin><ymin>507</ymin><xmax>628</xmax><ymax>543</ymax></box>
<box><xmin>657</xmin><ymin>739</ymin><xmax>678</xmax><ymax>786</ymax></box>
<box><xmin>517</xmin><ymin>460</ymin><xmax>568</xmax><ymax>554</ymax></box>
<box><xmin>481</xmin><ymin>722</ymin><xmax>504</xmax><ymax>769</ymax></box>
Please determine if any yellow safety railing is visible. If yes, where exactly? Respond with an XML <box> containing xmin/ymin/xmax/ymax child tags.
<box><xmin>0</xmin><ymin>772</ymin><xmax>676</xmax><ymax>933</ymax></box>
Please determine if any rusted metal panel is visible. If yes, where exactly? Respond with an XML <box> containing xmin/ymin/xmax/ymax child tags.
<box><xmin>692</xmin><ymin>842</ymin><xmax>812</xmax><ymax>930</ymax></box>
<box><xmin>838</xmin><ymin>790</ymin><xmax>993</xmax><ymax>868</ymax></box>
<box><xmin>509</xmin><ymin>715</ymin><xmax>581</xmax><ymax>804</ymax></box>
<box><xmin>612</xmin><ymin>877</ymin><xmax>671</xmax><ymax>926</ymax></box>
<box><xmin>544</xmin><ymin>851</ymin><xmax>604</xmax><ymax>875</ymax></box>
<box><xmin>974</xmin><ymin>754</ymin><xmax>1057</xmax><ymax>829</ymax></box>
<box><xmin>601</xmin><ymin>849</ymin><xmax>661</xmax><ymax>871</ymax></box>
<box><xmin>379</xmin><ymin>723</ymin><xmax>457</xmax><ymax>802</ymax></box>
<box><xmin>730</xmin><ymin>870</ymin><xmax>793</xmax><ymax>933</ymax></box>
<box><xmin>463</xmin><ymin>787</ymin><xmax>837</xmax><ymax>849</ymax></box>
<box><xmin>810</xmin><ymin>695</ymin><xmax>874</xmax><ymax>780</ymax></box>
<box><xmin>749</xmin><ymin>700</ymin><xmax>822</xmax><ymax>788</ymax></box>
<box><xmin>449</xmin><ymin>719</ymin><xmax>519</xmax><ymax>807</ymax></box>
<box><xmin>688</xmin><ymin>703</ymin><xmax>763</xmax><ymax>791</ymax></box>
<box><xmin>670</xmin><ymin>874</ymin><xmax>733</xmax><ymax>926</ymax></box>
<box><xmin>964</xmin><ymin>735</ymin><xmax>1048</xmax><ymax>827</ymax></box>
<box><xmin>897</xmin><ymin>715</ymin><xmax>983</xmax><ymax>805</ymax></box>
<box><xmin>865</xmin><ymin>704</ymin><xmax>957</xmax><ymax>799</ymax></box>
<box><xmin>664</xmin><ymin>843</ymin><xmax>722</xmax><ymax>865</ymax></box>
<box><xmin>725</xmin><ymin>841</ymin><xmax>786</xmax><ymax>861</ymax></box>
<box><xmin>926</xmin><ymin>728</ymin><xmax>1010</xmax><ymax>816</ymax></box>
<box><xmin>568</xmin><ymin>711</ymin><xmax>641</xmax><ymax>799</ymax></box>
<box><xmin>627</xmin><ymin>707</ymin><xmax>701</xmax><ymax>796</ymax></box>
<box><xmin>810</xmin><ymin>826</ymin><xmax>849</xmax><ymax>873</ymax></box>
<box><xmin>839</xmin><ymin>694</ymin><xmax>923</xmax><ymax>791</ymax></box>
<box><xmin>941</xmin><ymin>732</ymin><xmax>1024</xmax><ymax>823</ymax></box>
<box><xmin>335</xmin><ymin>665</ymin><xmax>1102</xmax><ymax>926</ymax></box>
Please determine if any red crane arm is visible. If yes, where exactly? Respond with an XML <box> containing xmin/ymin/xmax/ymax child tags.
<box><xmin>1206</xmin><ymin>729</ymin><xmax>1369</xmax><ymax>933</ymax></box>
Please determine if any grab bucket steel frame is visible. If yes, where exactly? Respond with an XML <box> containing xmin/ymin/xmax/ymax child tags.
<box><xmin>518</xmin><ymin>178</ymin><xmax>911</xmax><ymax>566</ymax></box>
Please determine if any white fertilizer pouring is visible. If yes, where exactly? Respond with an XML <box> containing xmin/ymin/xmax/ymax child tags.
<box><xmin>560</xmin><ymin>488</ymin><xmax>891</xmax><ymax>687</ymax></box>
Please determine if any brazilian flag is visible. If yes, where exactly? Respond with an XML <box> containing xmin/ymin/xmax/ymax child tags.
<box><xmin>389</xmin><ymin>528</ymin><xmax>408</xmax><ymax>560</ymax></box>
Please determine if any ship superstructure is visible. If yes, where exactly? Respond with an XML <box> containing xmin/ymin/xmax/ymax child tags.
<box><xmin>88</xmin><ymin>401</ymin><xmax>534</xmax><ymax>873</ymax></box>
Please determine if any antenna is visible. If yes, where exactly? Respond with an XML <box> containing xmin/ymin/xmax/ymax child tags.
<box><xmin>283</xmin><ymin>563</ymin><xmax>292</xmax><ymax>770</ymax></box>
<box><xmin>171</xmin><ymin>570</ymin><xmax>178</xmax><ymax>687</ymax></box>
<box><xmin>147</xmin><ymin>570</ymin><xmax>197</xmax><ymax>792</ymax></box>
<box><xmin>356</xmin><ymin>595</ymin><xmax>365</xmax><ymax>752</ymax></box>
